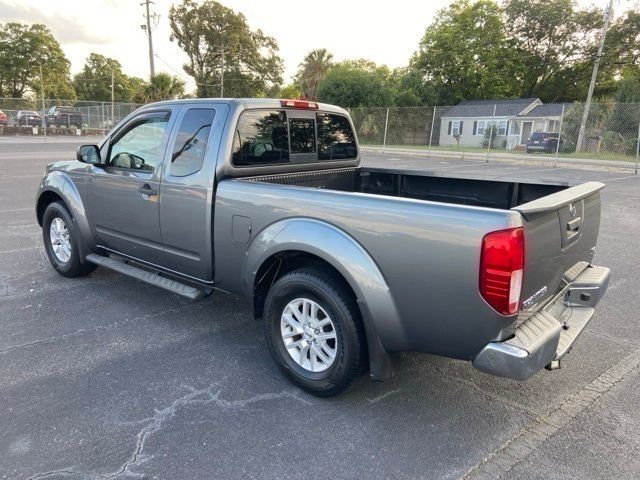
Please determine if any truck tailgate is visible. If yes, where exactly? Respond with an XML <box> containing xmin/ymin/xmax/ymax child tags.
<box><xmin>513</xmin><ymin>181</ymin><xmax>605</xmax><ymax>311</ymax></box>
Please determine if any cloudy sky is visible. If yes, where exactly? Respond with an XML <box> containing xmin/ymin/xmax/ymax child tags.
<box><xmin>0</xmin><ymin>0</ymin><xmax>629</xmax><ymax>93</ymax></box>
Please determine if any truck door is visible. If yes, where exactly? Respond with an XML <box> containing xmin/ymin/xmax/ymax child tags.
<box><xmin>158</xmin><ymin>103</ymin><xmax>229</xmax><ymax>281</ymax></box>
<box><xmin>87</xmin><ymin>108</ymin><xmax>176</xmax><ymax>266</ymax></box>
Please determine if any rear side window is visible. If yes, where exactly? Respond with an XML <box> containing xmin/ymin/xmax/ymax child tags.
<box><xmin>232</xmin><ymin>110</ymin><xmax>289</xmax><ymax>166</ymax></box>
<box><xmin>170</xmin><ymin>108</ymin><xmax>215</xmax><ymax>177</ymax></box>
<box><xmin>316</xmin><ymin>113</ymin><xmax>357</xmax><ymax>160</ymax></box>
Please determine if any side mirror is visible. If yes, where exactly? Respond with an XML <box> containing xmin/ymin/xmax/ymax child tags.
<box><xmin>77</xmin><ymin>145</ymin><xmax>101</xmax><ymax>165</ymax></box>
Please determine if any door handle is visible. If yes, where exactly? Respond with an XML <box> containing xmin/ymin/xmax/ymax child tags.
<box><xmin>138</xmin><ymin>184</ymin><xmax>158</xmax><ymax>196</ymax></box>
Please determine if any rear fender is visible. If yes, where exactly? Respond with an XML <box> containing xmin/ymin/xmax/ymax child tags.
<box><xmin>244</xmin><ymin>218</ymin><xmax>402</xmax><ymax>380</ymax></box>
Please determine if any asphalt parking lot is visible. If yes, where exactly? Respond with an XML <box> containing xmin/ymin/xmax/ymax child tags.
<box><xmin>1</xmin><ymin>137</ymin><xmax>639</xmax><ymax>480</ymax></box>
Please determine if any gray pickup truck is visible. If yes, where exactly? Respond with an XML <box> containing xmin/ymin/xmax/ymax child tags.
<box><xmin>36</xmin><ymin>98</ymin><xmax>610</xmax><ymax>396</ymax></box>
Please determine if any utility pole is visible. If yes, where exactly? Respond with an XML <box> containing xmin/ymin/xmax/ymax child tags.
<box><xmin>220</xmin><ymin>44</ymin><xmax>225</xmax><ymax>98</ymax></box>
<box><xmin>39</xmin><ymin>64</ymin><xmax>47</xmax><ymax>143</ymax></box>
<box><xmin>111</xmin><ymin>69</ymin><xmax>115</xmax><ymax>128</ymax></box>
<box><xmin>576</xmin><ymin>0</ymin><xmax>613</xmax><ymax>153</ymax></box>
<box><xmin>216</xmin><ymin>44</ymin><xmax>229</xmax><ymax>98</ymax></box>
<box><xmin>141</xmin><ymin>0</ymin><xmax>158</xmax><ymax>79</ymax></box>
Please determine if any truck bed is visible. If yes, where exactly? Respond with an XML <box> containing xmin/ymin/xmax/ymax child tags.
<box><xmin>234</xmin><ymin>166</ymin><xmax>602</xmax><ymax>350</ymax></box>
<box><xmin>244</xmin><ymin>166</ymin><xmax>568</xmax><ymax>210</ymax></box>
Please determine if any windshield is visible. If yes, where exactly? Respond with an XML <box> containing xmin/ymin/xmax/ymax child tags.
<box><xmin>531</xmin><ymin>132</ymin><xmax>557</xmax><ymax>140</ymax></box>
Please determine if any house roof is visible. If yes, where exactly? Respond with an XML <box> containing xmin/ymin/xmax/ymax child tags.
<box><xmin>442</xmin><ymin>98</ymin><xmax>539</xmax><ymax>118</ymax></box>
<box><xmin>518</xmin><ymin>103</ymin><xmax>572</xmax><ymax>118</ymax></box>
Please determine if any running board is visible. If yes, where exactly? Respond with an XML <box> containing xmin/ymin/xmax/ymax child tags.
<box><xmin>86</xmin><ymin>253</ymin><xmax>206</xmax><ymax>301</ymax></box>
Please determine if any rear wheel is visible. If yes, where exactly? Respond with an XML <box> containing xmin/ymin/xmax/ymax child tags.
<box><xmin>42</xmin><ymin>201</ymin><xmax>97</xmax><ymax>277</ymax></box>
<box><xmin>264</xmin><ymin>268</ymin><xmax>366</xmax><ymax>397</ymax></box>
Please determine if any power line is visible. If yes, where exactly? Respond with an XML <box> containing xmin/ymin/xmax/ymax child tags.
<box><xmin>154</xmin><ymin>53</ymin><xmax>262</xmax><ymax>88</ymax></box>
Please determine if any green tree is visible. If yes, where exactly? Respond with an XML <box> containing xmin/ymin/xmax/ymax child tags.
<box><xmin>316</xmin><ymin>64</ymin><xmax>395</xmax><ymax>108</ymax></box>
<box><xmin>0</xmin><ymin>23</ymin><xmax>74</xmax><ymax>99</ymax></box>
<box><xmin>169</xmin><ymin>0</ymin><xmax>283</xmax><ymax>98</ymax></box>
<box><xmin>503</xmin><ymin>0</ymin><xmax>603</xmax><ymax>102</ymax></box>
<box><xmin>604</xmin><ymin>10</ymin><xmax>640</xmax><ymax>84</ymax></box>
<box><xmin>135</xmin><ymin>73</ymin><xmax>185</xmax><ymax>102</ymax></box>
<box><xmin>614</xmin><ymin>70</ymin><xmax>640</xmax><ymax>103</ymax></box>
<box><xmin>411</xmin><ymin>0</ymin><xmax>524</xmax><ymax>105</ymax></box>
<box><xmin>295</xmin><ymin>48</ymin><xmax>334</xmax><ymax>100</ymax></box>
<box><xmin>73</xmin><ymin>53</ymin><xmax>138</xmax><ymax>102</ymax></box>
<box><xmin>279</xmin><ymin>83</ymin><xmax>301</xmax><ymax>99</ymax></box>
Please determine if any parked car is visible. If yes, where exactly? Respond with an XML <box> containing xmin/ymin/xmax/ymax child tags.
<box><xmin>0</xmin><ymin>109</ymin><xmax>8</xmax><ymax>126</ymax></box>
<box><xmin>35</xmin><ymin>99</ymin><xmax>610</xmax><ymax>396</ymax></box>
<box><xmin>526</xmin><ymin>132</ymin><xmax>560</xmax><ymax>153</ymax></box>
<box><xmin>46</xmin><ymin>106</ymin><xmax>83</xmax><ymax>128</ymax></box>
<box><xmin>14</xmin><ymin>110</ymin><xmax>42</xmax><ymax>127</ymax></box>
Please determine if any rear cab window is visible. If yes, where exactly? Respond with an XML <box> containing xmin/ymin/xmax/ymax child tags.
<box><xmin>232</xmin><ymin>110</ymin><xmax>289</xmax><ymax>166</ymax></box>
<box><xmin>231</xmin><ymin>109</ymin><xmax>357</xmax><ymax>167</ymax></box>
<box><xmin>316</xmin><ymin>113</ymin><xmax>357</xmax><ymax>160</ymax></box>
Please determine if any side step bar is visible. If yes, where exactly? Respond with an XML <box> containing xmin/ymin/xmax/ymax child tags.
<box><xmin>86</xmin><ymin>253</ymin><xmax>206</xmax><ymax>301</ymax></box>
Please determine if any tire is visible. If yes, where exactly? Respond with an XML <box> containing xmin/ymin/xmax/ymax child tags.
<box><xmin>264</xmin><ymin>267</ymin><xmax>366</xmax><ymax>397</ymax></box>
<box><xmin>42</xmin><ymin>201</ymin><xmax>97</xmax><ymax>278</ymax></box>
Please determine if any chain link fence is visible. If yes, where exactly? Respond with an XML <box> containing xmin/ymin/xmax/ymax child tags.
<box><xmin>0</xmin><ymin>97</ymin><xmax>142</xmax><ymax>134</ymax></box>
<box><xmin>2</xmin><ymin>97</ymin><xmax>639</xmax><ymax>171</ymax></box>
<box><xmin>350</xmin><ymin>101</ymin><xmax>640</xmax><ymax>172</ymax></box>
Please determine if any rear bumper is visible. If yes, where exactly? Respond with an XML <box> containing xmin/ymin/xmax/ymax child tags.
<box><xmin>472</xmin><ymin>264</ymin><xmax>610</xmax><ymax>380</ymax></box>
<box><xmin>526</xmin><ymin>145</ymin><xmax>552</xmax><ymax>152</ymax></box>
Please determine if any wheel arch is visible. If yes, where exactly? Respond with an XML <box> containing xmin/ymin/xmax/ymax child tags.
<box><xmin>36</xmin><ymin>171</ymin><xmax>96</xmax><ymax>257</ymax></box>
<box><xmin>245</xmin><ymin>218</ymin><xmax>401</xmax><ymax>380</ymax></box>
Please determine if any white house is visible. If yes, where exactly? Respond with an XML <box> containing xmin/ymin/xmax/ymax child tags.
<box><xmin>439</xmin><ymin>98</ymin><xmax>571</xmax><ymax>150</ymax></box>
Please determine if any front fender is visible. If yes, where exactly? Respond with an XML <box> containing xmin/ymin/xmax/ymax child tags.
<box><xmin>37</xmin><ymin>170</ymin><xmax>96</xmax><ymax>252</ymax></box>
<box><xmin>244</xmin><ymin>218</ymin><xmax>403</xmax><ymax>380</ymax></box>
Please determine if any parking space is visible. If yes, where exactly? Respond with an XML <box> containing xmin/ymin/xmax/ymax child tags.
<box><xmin>1</xmin><ymin>138</ymin><xmax>638</xmax><ymax>479</ymax></box>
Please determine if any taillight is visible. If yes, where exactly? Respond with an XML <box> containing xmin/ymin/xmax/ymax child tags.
<box><xmin>279</xmin><ymin>99</ymin><xmax>319</xmax><ymax>109</ymax></box>
<box><xmin>479</xmin><ymin>227</ymin><xmax>524</xmax><ymax>316</ymax></box>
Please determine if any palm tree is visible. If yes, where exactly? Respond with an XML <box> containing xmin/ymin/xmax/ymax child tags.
<box><xmin>295</xmin><ymin>49</ymin><xmax>334</xmax><ymax>100</ymax></box>
<box><xmin>138</xmin><ymin>73</ymin><xmax>186</xmax><ymax>102</ymax></box>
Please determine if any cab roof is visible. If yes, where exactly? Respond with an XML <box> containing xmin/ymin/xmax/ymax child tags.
<box><xmin>146</xmin><ymin>98</ymin><xmax>349</xmax><ymax>115</ymax></box>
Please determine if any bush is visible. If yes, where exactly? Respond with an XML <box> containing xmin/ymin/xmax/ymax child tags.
<box><xmin>481</xmin><ymin>123</ymin><xmax>498</xmax><ymax>148</ymax></box>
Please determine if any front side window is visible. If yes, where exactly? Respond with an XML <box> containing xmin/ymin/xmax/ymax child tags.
<box><xmin>452</xmin><ymin>120</ymin><xmax>461</xmax><ymax>135</ymax></box>
<box><xmin>477</xmin><ymin>120</ymin><xmax>487</xmax><ymax>136</ymax></box>
<box><xmin>316</xmin><ymin>113</ymin><xmax>357</xmax><ymax>160</ymax></box>
<box><xmin>232</xmin><ymin>110</ymin><xmax>289</xmax><ymax>166</ymax></box>
<box><xmin>497</xmin><ymin>120</ymin><xmax>508</xmax><ymax>136</ymax></box>
<box><xmin>170</xmin><ymin>108</ymin><xmax>215</xmax><ymax>177</ymax></box>
<box><xmin>109</xmin><ymin>113</ymin><xmax>169</xmax><ymax>171</ymax></box>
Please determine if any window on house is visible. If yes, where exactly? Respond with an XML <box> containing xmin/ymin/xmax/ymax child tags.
<box><xmin>476</xmin><ymin>120</ymin><xmax>487</xmax><ymax>135</ymax></box>
<box><xmin>497</xmin><ymin>121</ymin><xmax>508</xmax><ymax>136</ymax></box>
<box><xmin>452</xmin><ymin>120</ymin><xmax>461</xmax><ymax>135</ymax></box>
<box><xmin>548</xmin><ymin>120</ymin><xmax>559</xmax><ymax>132</ymax></box>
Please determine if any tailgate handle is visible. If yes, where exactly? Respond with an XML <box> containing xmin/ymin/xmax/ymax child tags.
<box><xmin>567</xmin><ymin>216</ymin><xmax>582</xmax><ymax>232</ymax></box>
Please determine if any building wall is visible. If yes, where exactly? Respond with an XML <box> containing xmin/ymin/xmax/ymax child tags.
<box><xmin>439</xmin><ymin>116</ymin><xmax>511</xmax><ymax>148</ymax></box>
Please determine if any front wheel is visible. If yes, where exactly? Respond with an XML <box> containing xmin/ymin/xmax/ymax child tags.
<box><xmin>42</xmin><ymin>201</ymin><xmax>97</xmax><ymax>277</ymax></box>
<box><xmin>264</xmin><ymin>268</ymin><xmax>366</xmax><ymax>397</ymax></box>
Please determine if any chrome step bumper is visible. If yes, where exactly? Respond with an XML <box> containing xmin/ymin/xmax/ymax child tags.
<box><xmin>472</xmin><ymin>264</ymin><xmax>610</xmax><ymax>380</ymax></box>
